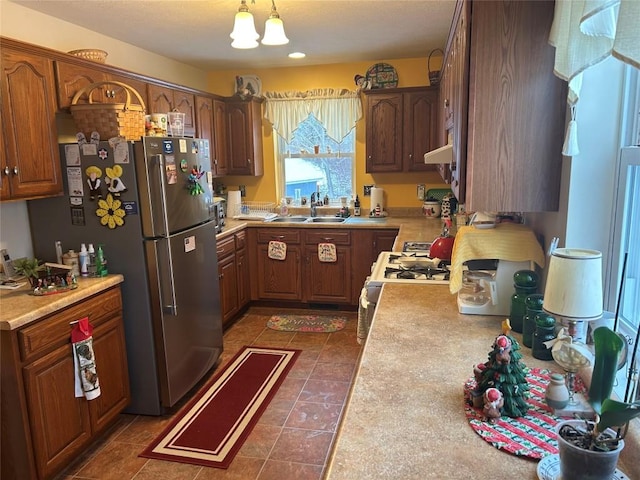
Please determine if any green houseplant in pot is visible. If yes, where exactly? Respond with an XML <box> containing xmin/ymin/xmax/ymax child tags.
<box><xmin>555</xmin><ymin>326</ymin><xmax>640</xmax><ymax>480</ymax></box>
<box><xmin>12</xmin><ymin>257</ymin><xmax>44</xmax><ymax>288</ymax></box>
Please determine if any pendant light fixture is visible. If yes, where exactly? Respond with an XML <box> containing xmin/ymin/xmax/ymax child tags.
<box><xmin>230</xmin><ymin>0</ymin><xmax>259</xmax><ymax>49</ymax></box>
<box><xmin>230</xmin><ymin>0</ymin><xmax>289</xmax><ymax>49</ymax></box>
<box><xmin>261</xmin><ymin>0</ymin><xmax>289</xmax><ymax>45</ymax></box>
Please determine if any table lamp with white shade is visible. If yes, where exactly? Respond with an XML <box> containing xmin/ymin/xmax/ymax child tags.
<box><xmin>543</xmin><ymin>248</ymin><xmax>604</xmax><ymax>340</ymax></box>
<box><xmin>543</xmin><ymin>248</ymin><xmax>603</xmax><ymax>413</ymax></box>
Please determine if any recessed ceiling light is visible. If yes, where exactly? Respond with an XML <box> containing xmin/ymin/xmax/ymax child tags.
<box><xmin>288</xmin><ymin>52</ymin><xmax>306</xmax><ymax>59</ymax></box>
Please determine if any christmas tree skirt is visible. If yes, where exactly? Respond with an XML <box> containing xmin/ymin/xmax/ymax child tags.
<box><xmin>464</xmin><ymin>368</ymin><xmax>585</xmax><ymax>459</ymax></box>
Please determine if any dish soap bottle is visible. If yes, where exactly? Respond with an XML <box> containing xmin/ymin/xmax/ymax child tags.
<box><xmin>96</xmin><ymin>244</ymin><xmax>108</xmax><ymax>277</ymax></box>
<box><xmin>280</xmin><ymin>198</ymin><xmax>288</xmax><ymax>216</ymax></box>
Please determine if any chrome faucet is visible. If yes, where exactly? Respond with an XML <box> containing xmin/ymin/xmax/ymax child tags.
<box><xmin>310</xmin><ymin>204</ymin><xmax>317</xmax><ymax>217</ymax></box>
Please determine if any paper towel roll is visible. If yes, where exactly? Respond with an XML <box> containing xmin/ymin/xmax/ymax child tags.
<box><xmin>228</xmin><ymin>190</ymin><xmax>242</xmax><ymax>217</ymax></box>
<box><xmin>370</xmin><ymin>186</ymin><xmax>384</xmax><ymax>213</ymax></box>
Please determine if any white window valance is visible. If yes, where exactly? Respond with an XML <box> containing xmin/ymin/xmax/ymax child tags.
<box><xmin>549</xmin><ymin>0</ymin><xmax>640</xmax><ymax>156</ymax></box>
<box><xmin>263</xmin><ymin>88</ymin><xmax>362</xmax><ymax>143</ymax></box>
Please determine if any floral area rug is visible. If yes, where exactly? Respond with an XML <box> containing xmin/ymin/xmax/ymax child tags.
<box><xmin>267</xmin><ymin>314</ymin><xmax>346</xmax><ymax>333</ymax></box>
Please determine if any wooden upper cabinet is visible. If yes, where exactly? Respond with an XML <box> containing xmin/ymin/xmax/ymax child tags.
<box><xmin>440</xmin><ymin>0</ymin><xmax>565</xmax><ymax>212</ymax></box>
<box><xmin>1</xmin><ymin>43</ymin><xmax>63</xmax><ymax>201</ymax></box>
<box><xmin>402</xmin><ymin>89</ymin><xmax>438</xmax><ymax>172</ymax></box>
<box><xmin>55</xmin><ymin>61</ymin><xmax>106</xmax><ymax>107</ymax></box>
<box><xmin>148</xmin><ymin>84</ymin><xmax>196</xmax><ymax>137</ymax></box>
<box><xmin>365</xmin><ymin>92</ymin><xmax>403</xmax><ymax>173</ymax></box>
<box><xmin>213</xmin><ymin>99</ymin><xmax>228</xmax><ymax>176</ymax></box>
<box><xmin>196</xmin><ymin>95</ymin><xmax>214</xmax><ymax>141</ymax></box>
<box><xmin>55</xmin><ymin>61</ymin><xmax>148</xmax><ymax>111</ymax></box>
<box><xmin>196</xmin><ymin>95</ymin><xmax>227</xmax><ymax>177</ymax></box>
<box><xmin>365</xmin><ymin>87</ymin><xmax>438</xmax><ymax>173</ymax></box>
<box><xmin>226</xmin><ymin>98</ymin><xmax>263</xmax><ymax>176</ymax></box>
<box><xmin>0</xmin><ymin>120</ymin><xmax>9</xmax><ymax>200</ymax></box>
<box><xmin>173</xmin><ymin>89</ymin><xmax>196</xmax><ymax>134</ymax></box>
<box><xmin>147</xmin><ymin>84</ymin><xmax>173</xmax><ymax>114</ymax></box>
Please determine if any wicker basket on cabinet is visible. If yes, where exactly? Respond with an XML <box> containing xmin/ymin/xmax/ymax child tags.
<box><xmin>70</xmin><ymin>81</ymin><xmax>146</xmax><ymax>140</ymax></box>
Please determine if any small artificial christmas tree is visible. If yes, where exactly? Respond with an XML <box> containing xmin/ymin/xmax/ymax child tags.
<box><xmin>476</xmin><ymin>333</ymin><xmax>530</xmax><ymax>418</ymax></box>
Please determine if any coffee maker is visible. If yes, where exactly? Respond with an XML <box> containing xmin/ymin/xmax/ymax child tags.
<box><xmin>457</xmin><ymin>259</ymin><xmax>534</xmax><ymax>315</ymax></box>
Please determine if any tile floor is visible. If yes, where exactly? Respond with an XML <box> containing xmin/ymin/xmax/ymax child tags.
<box><xmin>54</xmin><ymin>306</ymin><xmax>361</xmax><ymax>480</ymax></box>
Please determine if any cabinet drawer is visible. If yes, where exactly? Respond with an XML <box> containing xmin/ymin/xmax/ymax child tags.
<box><xmin>18</xmin><ymin>287</ymin><xmax>122</xmax><ymax>363</ymax></box>
<box><xmin>235</xmin><ymin>230</ymin><xmax>246</xmax><ymax>250</ymax></box>
<box><xmin>305</xmin><ymin>230</ymin><xmax>351</xmax><ymax>246</ymax></box>
<box><xmin>216</xmin><ymin>235</ymin><xmax>236</xmax><ymax>258</ymax></box>
<box><xmin>256</xmin><ymin>229</ymin><xmax>301</xmax><ymax>244</ymax></box>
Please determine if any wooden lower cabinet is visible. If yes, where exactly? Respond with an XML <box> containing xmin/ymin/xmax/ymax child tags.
<box><xmin>217</xmin><ymin>231</ymin><xmax>250</xmax><ymax>326</ymax></box>
<box><xmin>249</xmin><ymin>227</ymin><xmax>398</xmax><ymax>305</ymax></box>
<box><xmin>236</xmin><ymin>244</ymin><xmax>250</xmax><ymax>309</ymax></box>
<box><xmin>249</xmin><ymin>228</ymin><xmax>302</xmax><ymax>301</ymax></box>
<box><xmin>1</xmin><ymin>285</ymin><xmax>129</xmax><ymax>480</ymax></box>
<box><xmin>351</xmin><ymin>229</ymin><xmax>400</xmax><ymax>302</ymax></box>
<box><xmin>303</xmin><ymin>230</ymin><xmax>352</xmax><ymax>304</ymax></box>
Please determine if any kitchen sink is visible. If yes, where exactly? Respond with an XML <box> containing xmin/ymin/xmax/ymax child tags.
<box><xmin>344</xmin><ymin>217</ymin><xmax>387</xmax><ymax>224</ymax></box>
<box><xmin>306</xmin><ymin>217</ymin><xmax>347</xmax><ymax>223</ymax></box>
<box><xmin>267</xmin><ymin>216</ymin><xmax>309</xmax><ymax>223</ymax></box>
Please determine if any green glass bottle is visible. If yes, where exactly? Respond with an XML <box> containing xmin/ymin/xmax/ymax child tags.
<box><xmin>532</xmin><ymin>313</ymin><xmax>556</xmax><ymax>360</ymax></box>
<box><xmin>509</xmin><ymin>270</ymin><xmax>538</xmax><ymax>333</ymax></box>
<box><xmin>522</xmin><ymin>293</ymin><xmax>544</xmax><ymax>348</ymax></box>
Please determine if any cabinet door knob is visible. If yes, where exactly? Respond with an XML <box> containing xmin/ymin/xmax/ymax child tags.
<box><xmin>247</xmin><ymin>159</ymin><xmax>251</xmax><ymax>164</ymax></box>
<box><xmin>444</xmin><ymin>99</ymin><xmax>450</xmax><ymax>108</ymax></box>
<box><xmin>3</xmin><ymin>166</ymin><xmax>9</xmax><ymax>176</ymax></box>
<box><xmin>409</xmin><ymin>153</ymin><xmax>413</xmax><ymax>159</ymax></box>
<box><xmin>12</xmin><ymin>166</ymin><xmax>18</xmax><ymax>175</ymax></box>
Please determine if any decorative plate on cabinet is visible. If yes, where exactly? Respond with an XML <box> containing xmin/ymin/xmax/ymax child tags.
<box><xmin>235</xmin><ymin>75</ymin><xmax>262</xmax><ymax>98</ymax></box>
<box><xmin>365</xmin><ymin>63</ymin><xmax>398</xmax><ymax>89</ymax></box>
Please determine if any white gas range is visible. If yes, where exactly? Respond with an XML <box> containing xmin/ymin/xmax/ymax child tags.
<box><xmin>369</xmin><ymin>251</ymin><xmax>451</xmax><ymax>285</ymax></box>
<box><xmin>358</xmin><ymin>246</ymin><xmax>450</xmax><ymax>343</ymax></box>
<box><xmin>364</xmin><ymin>249</ymin><xmax>450</xmax><ymax>304</ymax></box>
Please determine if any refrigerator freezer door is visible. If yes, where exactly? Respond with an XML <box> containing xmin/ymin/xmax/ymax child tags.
<box><xmin>135</xmin><ymin>138</ymin><xmax>215</xmax><ymax>237</ymax></box>
<box><xmin>145</xmin><ymin>220</ymin><xmax>223</xmax><ymax>407</ymax></box>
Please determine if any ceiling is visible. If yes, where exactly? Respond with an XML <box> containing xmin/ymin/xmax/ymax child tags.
<box><xmin>10</xmin><ymin>0</ymin><xmax>457</xmax><ymax>71</ymax></box>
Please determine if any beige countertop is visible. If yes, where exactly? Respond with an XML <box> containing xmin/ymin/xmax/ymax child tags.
<box><xmin>0</xmin><ymin>275</ymin><xmax>124</xmax><ymax>331</ymax></box>
<box><xmin>220</xmin><ymin>214</ymin><xmax>446</xmax><ymax>245</ymax></box>
<box><xmin>323</xmin><ymin>288</ymin><xmax>640</xmax><ymax>479</ymax></box>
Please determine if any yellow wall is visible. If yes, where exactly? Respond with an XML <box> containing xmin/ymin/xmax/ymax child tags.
<box><xmin>1</xmin><ymin>2</ymin><xmax>209</xmax><ymax>90</ymax></box>
<box><xmin>209</xmin><ymin>58</ymin><xmax>449</xmax><ymax>210</ymax></box>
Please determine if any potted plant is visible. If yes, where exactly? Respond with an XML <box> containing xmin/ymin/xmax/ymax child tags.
<box><xmin>555</xmin><ymin>326</ymin><xmax>640</xmax><ymax>480</ymax></box>
<box><xmin>12</xmin><ymin>257</ymin><xmax>45</xmax><ymax>287</ymax></box>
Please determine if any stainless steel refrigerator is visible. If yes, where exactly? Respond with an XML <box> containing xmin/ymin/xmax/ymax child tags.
<box><xmin>28</xmin><ymin>137</ymin><xmax>223</xmax><ymax>415</ymax></box>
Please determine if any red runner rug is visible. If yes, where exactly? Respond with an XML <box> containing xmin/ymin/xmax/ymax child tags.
<box><xmin>139</xmin><ymin>346</ymin><xmax>300</xmax><ymax>468</ymax></box>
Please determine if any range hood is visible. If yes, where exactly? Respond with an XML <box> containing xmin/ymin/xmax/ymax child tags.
<box><xmin>424</xmin><ymin>143</ymin><xmax>452</xmax><ymax>165</ymax></box>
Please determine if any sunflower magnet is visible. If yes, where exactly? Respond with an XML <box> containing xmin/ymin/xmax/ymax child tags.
<box><xmin>96</xmin><ymin>193</ymin><xmax>126</xmax><ymax>229</ymax></box>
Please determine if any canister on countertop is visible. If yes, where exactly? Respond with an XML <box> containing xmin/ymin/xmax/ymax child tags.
<box><xmin>509</xmin><ymin>270</ymin><xmax>538</xmax><ymax>333</ymax></box>
<box><xmin>522</xmin><ymin>293</ymin><xmax>544</xmax><ymax>348</ymax></box>
<box><xmin>62</xmin><ymin>250</ymin><xmax>80</xmax><ymax>277</ymax></box>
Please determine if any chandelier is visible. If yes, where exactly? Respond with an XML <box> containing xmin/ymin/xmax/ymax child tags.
<box><xmin>230</xmin><ymin>0</ymin><xmax>289</xmax><ymax>49</ymax></box>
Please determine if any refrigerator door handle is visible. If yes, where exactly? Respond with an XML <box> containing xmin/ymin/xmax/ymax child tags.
<box><xmin>156</xmin><ymin>154</ymin><xmax>178</xmax><ymax>316</ymax></box>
